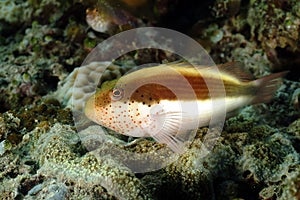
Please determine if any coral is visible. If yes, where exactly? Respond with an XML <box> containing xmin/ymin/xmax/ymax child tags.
<box><xmin>211</xmin><ymin>0</ymin><xmax>241</xmax><ymax>18</ymax></box>
<box><xmin>239</xmin><ymin>132</ymin><xmax>298</xmax><ymax>183</ymax></box>
<box><xmin>15</xmin><ymin>99</ymin><xmax>73</xmax><ymax>131</ymax></box>
<box><xmin>32</xmin><ymin>123</ymin><xmax>152</xmax><ymax>199</ymax></box>
<box><xmin>291</xmin><ymin>88</ymin><xmax>300</xmax><ymax>111</ymax></box>
<box><xmin>278</xmin><ymin>165</ymin><xmax>300</xmax><ymax>200</ymax></box>
<box><xmin>195</xmin><ymin>0</ymin><xmax>300</xmax><ymax>75</ymax></box>
<box><xmin>0</xmin><ymin>112</ymin><xmax>20</xmax><ymax>141</ymax></box>
<box><xmin>0</xmin><ymin>140</ymin><xmax>12</xmax><ymax>156</ymax></box>
<box><xmin>194</xmin><ymin>21</ymin><xmax>273</xmax><ymax>78</ymax></box>
<box><xmin>256</xmin><ymin>79</ymin><xmax>300</xmax><ymax>127</ymax></box>
<box><xmin>54</xmin><ymin>62</ymin><xmax>110</xmax><ymax>111</ymax></box>
<box><xmin>224</xmin><ymin>112</ymin><xmax>300</xmax><ymax>200</ymax></box>
<box><xmin>0</xmin><ymin>1</ymin><xmax>31</xmax><ymax>24</ymax></box>
<box><xmin>288</xmin><ymin>118</ymin><xmax>300</xmax><ymax>137</ymax></box>
<box><xmin>135</xmin><ymin>118</ymin><xmax>300</xmax><ymax>199</ymax></box>
<box><xmin>247</xmin><ymin>0</ymin><xmax>300</xmax><ymax>51</ymax></box>
<box><xmin>220</xmin><ymin>33</ymin><xmax>271</xmax><ymax>77</ymax></box>
<box><xmin>246</xmin><ymin>0</ymin><xmax>300</xmax><ymax>72</ymax></box>
<box><xmin>0</xmin><ymin>0</ymin><xmax>80</xmax><ymax>35</ymax></box>
<box><xmin>0</xmin><ymin>17</ymin><xmax>88</xmax><ymax>110</ymax></box>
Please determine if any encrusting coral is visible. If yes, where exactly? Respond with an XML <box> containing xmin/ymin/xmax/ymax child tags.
<box><xmin>33</xmin><ymin>123</ymin><xmax>152</xmax><ymax>199</ymax></box>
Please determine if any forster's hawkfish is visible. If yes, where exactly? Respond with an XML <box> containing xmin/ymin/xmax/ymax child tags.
<box><xmin>84</xmin><ymin>61</ymin><xmax>286</xmax><ymax>153</ymax></box>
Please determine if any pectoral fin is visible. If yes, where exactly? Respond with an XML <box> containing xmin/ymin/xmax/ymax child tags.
<box><xmin>151</xmin><ymin>128</ymin><xmax>186</xmax><ymax>154</ymax></box>
<box><xmin>148</xmin><ymin>109</ymin><xmax>187</xmax><ymax>154</ymax></box>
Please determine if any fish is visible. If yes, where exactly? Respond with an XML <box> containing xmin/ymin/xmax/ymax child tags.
<box><xmin>86</xmin><ymin>0</ymin><xmax>154</xmax><ymax>34</ymax></box>
<box><xmin>84</xmin><ymin>61</ymin><xmax>287</xmax><ymax>153</ymax></box>
<box><xmin>86</xmin><ymin>1</ymin><xmax>138</xmax><ymax>34</ymax></box>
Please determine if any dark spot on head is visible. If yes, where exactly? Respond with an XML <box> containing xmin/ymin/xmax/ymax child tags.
<box><xmin>141</xmin><ymin>95</ymin><xmax>144</xmax><ymax>98</ymax></box>
<box><xmin>149</xmin><ymin>97</ymin><xmax>152</xmax><ymax>101</ymax></box>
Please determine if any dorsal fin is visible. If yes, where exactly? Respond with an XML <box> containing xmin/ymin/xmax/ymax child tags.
<box><xmin>124</xmin><ymin>60</ymin><xmax>189</xmax><ymax>75</ymax></box>
<box><xmin>217</xmin><ymin>61</ymin><xmax>255</xmax><ymax>81</ymax></box>
<box><xmin>118</xmin><ymin>61</ymin><xmax>255</xmax><ymax>83</ymax></box>
<box><xmin>167</xmin><ymin>61</ymin><xmax>255</xmax><ymax>82</ymax></box>
<box><xmin>164</xmin><ymin>60</ymin><xmax>196</xmax><ymax>69</ymax></box>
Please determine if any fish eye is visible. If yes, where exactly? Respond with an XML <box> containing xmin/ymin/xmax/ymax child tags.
<box><xmin>110</xmin><ymin>88</ymin><xmax>123</xmax><ymax>101</ymax></box>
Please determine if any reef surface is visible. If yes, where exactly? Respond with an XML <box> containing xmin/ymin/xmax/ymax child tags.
<box><xmin>0</xmin><ymin>0</ymin><xmax>299</xmax><ymax>199</ymax></box>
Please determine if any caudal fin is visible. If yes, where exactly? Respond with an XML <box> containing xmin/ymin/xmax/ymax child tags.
<box><xmin>252</xmin><ymin>71</ymin><xmax>288</xmax><ymax>104</ymax></box>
